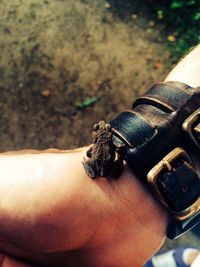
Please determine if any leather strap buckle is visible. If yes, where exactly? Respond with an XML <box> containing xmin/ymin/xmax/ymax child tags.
<box><xmin>176</xmin><ymin>197</ymin><xmax>200</xmax><ymax>221</ymax></box>
<box><xmin>147</xmin><ymin>147</ymin><xmax>200</xmax><ymax>219</ymax></box>
<box><xmin>183</xmin><ymin>108</ymin><xmax>200</xmax><ymax>149</ymax></box>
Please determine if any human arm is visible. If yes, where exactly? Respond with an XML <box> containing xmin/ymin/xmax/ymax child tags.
<box><xmin>165</xmin><ymin>45</ymin><xmax>200</xmax><ymax>87</ymax></box>
<box><xmin>0</xmin><ymin>148</ymin><xmax>166</xmax><ymax>267</ymax></box>
<box><xmin>0</xmin><ymin>45</ymin><xmax>200</xmax><ymax>267</ymax></box>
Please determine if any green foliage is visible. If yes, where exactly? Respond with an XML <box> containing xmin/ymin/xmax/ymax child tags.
<box><xmin>151</xmin><ymin>0</ymin><xmax>200</xmax><ymax>62</ymax></box>
<box><xmin>75</xmin><ymin>96</ymin><xmax>99</xmax><ymax>110</ymax></box>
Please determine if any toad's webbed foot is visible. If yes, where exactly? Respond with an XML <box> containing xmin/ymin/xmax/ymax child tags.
<box><xmin>82</xmin><ymin>159</ymin><xmax>97</xmax><ymax>179</ymax></box>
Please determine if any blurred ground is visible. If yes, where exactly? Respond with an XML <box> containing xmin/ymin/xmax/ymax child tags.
<box><xmin>0</xmin><ymin>0</ymin><xmax>170</xmax><ymax>150</ymax></box>
<box><xmin>0</xmin><ymin>0</ymin><xmax>199</xmax><ymax>257</ymax></box>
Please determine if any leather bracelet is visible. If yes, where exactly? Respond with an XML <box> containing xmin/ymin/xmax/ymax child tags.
<box><xmin>83</xmin><ymin>81</ymin><xmax>200</xmax><ymax>239</ymax></box>
<box><xmin>110</xmin><ymin>81</ymin><xmax>200</xmax><ymax>239</ymax></box>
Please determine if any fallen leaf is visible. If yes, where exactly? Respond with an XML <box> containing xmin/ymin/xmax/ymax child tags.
<box><xmin>131</xmin><ymin>14</ymin><xmax>138</xmax><ymax>20</ymax></box>
<box><xmin>104</xmin><ymin>2</ymin><xmax>111</xmax><ymax>8</ymax></box>
<box><xmin>41</xmin><ymin>90</ymin><xmax>51</xmax><ymax>97</ymax></box>
<box><xmin>167</xmin><ymin>35</ymin><xmax>176</xmax><ymax>42</ymax></box>
<box><xmin>154</xmin><ymin>62</ymin><xmax>163</xmax><ymax>69</ymax></box>
<box><xmin>148</xmin><ymin>21</ymin><xmax>155</xmax><ymax>27</ymax></box>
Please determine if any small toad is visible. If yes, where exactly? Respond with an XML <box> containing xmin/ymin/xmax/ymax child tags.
<box><xmin>83</xmin><ymin>121</ymin><xmax>123</xmax><ymax>179</ymax></box>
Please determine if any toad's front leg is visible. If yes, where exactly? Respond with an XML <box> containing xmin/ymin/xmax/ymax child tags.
<box><xmin>82</xmin><ymin>159</ymin><xmax>97</xmax><ymax>179</ymax></box>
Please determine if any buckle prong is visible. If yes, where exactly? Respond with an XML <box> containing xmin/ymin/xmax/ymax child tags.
<box><xmin>183</xmin><ymin>108</ymin><xmax>200</xmax><ymax>149</ymax></box>
<box><xmin>163</xmin><ymin>160</ymin><xmax>173</xmax><ymax>172</ymax></box>
<box><xmin>194</xmin><ymin>123</ymin><xmax>200</xmax><ymax>136</ymax></box>
<box><xmin>177</xmin><ymin>198</ymin><xmax>200</xmax><ymax>221</ymax></box>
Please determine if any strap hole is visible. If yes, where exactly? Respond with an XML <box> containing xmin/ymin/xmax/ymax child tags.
<box><xmin>181</xmin><ymin>185</ymin><xmax>188</xmax><ymax>192</ymax></box>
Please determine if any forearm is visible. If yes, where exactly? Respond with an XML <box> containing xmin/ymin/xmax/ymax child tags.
<box><xmin>165</xmin><ymin>44</ymin><xmax>200</xmax><ymax>87</ymax></box>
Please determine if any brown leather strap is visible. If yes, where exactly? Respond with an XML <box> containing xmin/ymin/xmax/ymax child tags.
<box><xmin>110</xmin><ymin>81</ymin><xmax>200</xmax><ymax>239</ymax></box>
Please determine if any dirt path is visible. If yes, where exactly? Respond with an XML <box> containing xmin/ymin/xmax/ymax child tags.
<box><xmin>0</xmin><ymin>0</ymin><xmax>170</xmax><ymax>151</ymax></box>
<box><xmin>0</xmin><ymin>0</ymin><xmax>198</xmax><ymax>252</ymax></box>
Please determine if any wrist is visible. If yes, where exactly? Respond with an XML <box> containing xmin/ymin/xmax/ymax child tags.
<box><xmin>165</xmin><ymin>44</ymin><xmax>200</xmax><ymax>87</ymax></box>
<box><xmin>81</xmin><ymin>159</ymin><xmax>167</xmax><ymax>267</ymax></box>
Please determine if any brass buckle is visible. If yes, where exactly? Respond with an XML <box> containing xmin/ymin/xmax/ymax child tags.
<box><xmin>182</xmin><ymin>108</ymin><xmax>200</xmax><ymax>149</ymax></box>
<box><xmin>147</xmin><ymin>147</ymin><xmax>200</xmax><ymax>220</ymax></box>
<box><xmin>177</xmin><ymin>198</ymin><xmax>200</xmax><ymax>221</ymax></box>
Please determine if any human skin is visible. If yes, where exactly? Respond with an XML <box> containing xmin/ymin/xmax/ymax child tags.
<box><xmin>0</xmin><ymin>148</ymin><xmax>167</xmax><ymax>267</ymax></box>
<box><xmin>0</xmin><ymin>45</ymin><xmax>199</xmax><ymax>267</ymax></box>
<box><xmin>165</xmin><ymin>45</ymin><xmax>200</xmax><ymax>87</ymax></box>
